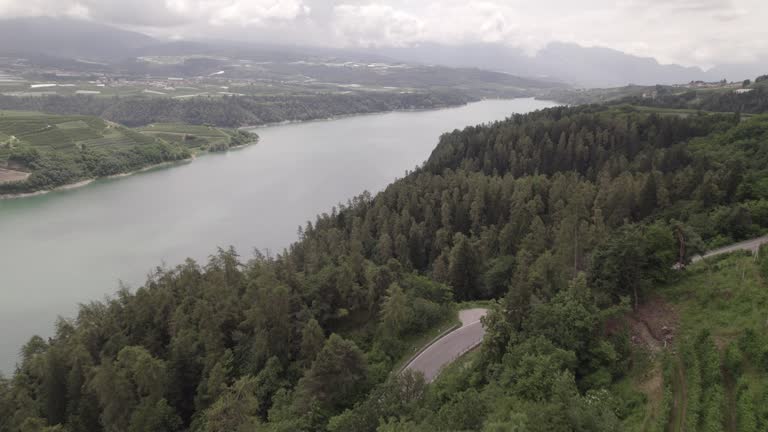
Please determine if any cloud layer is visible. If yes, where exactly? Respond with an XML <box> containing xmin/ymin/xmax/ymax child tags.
<box><xmin>0</xmin><ymin>0</ymin><xmax>765</xmax><ymax>67</ymax></box>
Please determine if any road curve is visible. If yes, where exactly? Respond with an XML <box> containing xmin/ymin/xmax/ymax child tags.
<box><xmin>402</xmin><ymin>237</ymin><xmax>768</xmax><ymax>383</ymax></box>
<box><xmin>404</xmin><ymin>308</ymin><xmax>487</xmax><ymax>382</ymax></box>
<box><xmin>691</xmin><ymin>235</ymin><xmax>768</xmax><ymax>263</ymax></box>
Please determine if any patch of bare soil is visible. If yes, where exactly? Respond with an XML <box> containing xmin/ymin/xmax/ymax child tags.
<box><xmin>724</xmin><ymin>365</ymin><xmax>737</xmax><ymax>432</ymax></box>
<box><xmin>634</xmin><ymin>360</ymin><xmax>675</xmax><ymax>432</ymax></box>
<box><xmin>0</xmin><ymin>167</ymin><xmax>30</xmax><ymax>184</ymax></box>
<box><xmin>629</xmin><ymin>296</ymin><xmax>679</xmax><ymax>352</ymax></box>
<box><xmin>637</xmin><ymin>362</ymin><xmax>663</xmax><ymax>403</ymax></box>
<box><xmin>628</xmin><ymin>316</ymin><xmax>663</xmax><ymax>352</ymax></box>
<box><xmin>618</xmin><ymin>297</ymin><xmax>681</xmax><ymax>431</ymax></box>
<box><xmin>671</xmin><ymin>359</ymin><xmax>687</xmax><ymax>432</ymax></box>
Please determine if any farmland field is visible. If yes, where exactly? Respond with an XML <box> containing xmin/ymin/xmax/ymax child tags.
<box><xmin>0</xmin><ymin>167</ymin><xmax>29</xmax><ymax>184</ymax></box>
<box><xmin>0</xmin><ymin>111</ymin><xmax>184</xmax><ymax>193</ymax></box>
<box><xmin>0</xmin><ymin>114</ymin><xmax>250</xmax><ymax>156</ymax></box>
<box><xmin>137</xmin><ymin>123</ymin><xmax>231</xmax><ymax>136</ymax></box>
<box><xmin>136</xmin><ymin>123</ymin><xmax>255</xmax><ymax>149</ymax></box>
<box><xmin>0</xmin><ymin>111</ymin><xmax>257</xmax><ymax>194</ymax></box>
<box><xmin>0</xmin><ymin>112</ymin><xmax>140</xmax><ymax>153</ymax></box>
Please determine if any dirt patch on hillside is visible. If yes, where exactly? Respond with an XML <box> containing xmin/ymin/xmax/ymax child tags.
<box><xmin>637</xmin><ymin>362</ymin><xmax>663</xmax><ymax>398</ymax></box>
<box><xmin>0</xmin><ymin>167</ymin><xmax>29</xmax><ymax>184</ymax></box>
<box><xmin>629</xmin><ymin>296</ymin><xmax>679</xmax><ymax>352</ymax></box>
<box><xmin>671</xmin><ymin>359</ymin><xmax>688</xmax><ymax>432</ymax></box>
<box><xmin>635</xmin><ymin>361</ymin><xmax>665</xmax><ymax>429</ymax></box>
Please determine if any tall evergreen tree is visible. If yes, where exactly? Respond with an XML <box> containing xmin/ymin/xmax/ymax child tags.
<box><xmin>448</xmin><ymin>233</ymin><xmax>481</xmax><ymax>301</ymax></box>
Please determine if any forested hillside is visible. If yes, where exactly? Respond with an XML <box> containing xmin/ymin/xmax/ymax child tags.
<box><xmin>618</xmin><ymin>85</ymin><xmax>768</xmax><ymax>115</ymax></box>
<box><xmin>3</xmin><ymin>105</ymin><xmax>768</xmax><ymax>431</ymax></box>
<box><xmin>542</xmin><ymin>75</ymin><xmax>768</xmax><ymax>113</ymax></box>
<box><xmin>0</xmin><ymin>91</ymin><xmax>474</xmax><ymax>128</ymax></box>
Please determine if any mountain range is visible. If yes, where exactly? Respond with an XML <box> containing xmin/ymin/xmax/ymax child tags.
<box><xmin>376</xmin><ymin>42</ymin><xmax>768</xmax><ymax>88</ymax></box>
<box><xmin>0</xmin><ymin>17</ymin><xmax>765</xmax><ymax>88</ymax></box>
<box><xmin>0</xmin><ymin>17</ymin><xmax>154</xmax><ymax>60</ymax></box>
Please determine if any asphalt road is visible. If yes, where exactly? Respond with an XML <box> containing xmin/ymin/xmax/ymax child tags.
<box><xmin>691</xmin><ymin>235</ymin><xmax>768</xmax><ymax>263</ymax></box>
<box><xmin>403</xmin><ymin>308</ymin><xmax>488</xmax><ymax>382</ymax></box>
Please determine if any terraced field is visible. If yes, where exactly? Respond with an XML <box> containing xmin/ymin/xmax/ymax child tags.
<box><xmin>137</xmin><ymin>123</ymin><xmax>228</xmax><ymax>136</ymax></box>
<box><xmin>137</xmin><ymin>123</ymin><xmax>256</xmax><ymax>149</ymax></box>
<box><xmin>0</xmin><ymin>111</ymin><xmax>257</xmax><ymax>193</ymax></box>
<box><xmin>0</xmin><ymin>112</ymin><xmax>141</xmax><ymax>162</ymax></box>
<box><xmin>0</xmin><ymin>111</ymin><xmax>182</xmax><ymax>191</ymax></box>
<box><xmin>0</xmin><ymin>114</ymin><xmax>255</xmax><ymax>165</ymax></box>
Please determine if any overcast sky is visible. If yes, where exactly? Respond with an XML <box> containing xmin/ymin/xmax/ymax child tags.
<box><xmin>0</xmin><ymin>0</ymin><xmax>765</xmax><ymax>68</ymax></box>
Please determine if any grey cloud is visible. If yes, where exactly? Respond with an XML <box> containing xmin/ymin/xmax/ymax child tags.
<box><xmin>0</xmin><ymin>0</ymin><xmax>765</xmax><ymax>67</ymax></box>
<box><xmin>79</xmin><ymin>0</ymin><xmax>191</xmax><ymax>26</ymax></box>
<box><xmin>621</xmin><ymin>0</ymin><xmax>736</xmax><ymax>12</ymax></box>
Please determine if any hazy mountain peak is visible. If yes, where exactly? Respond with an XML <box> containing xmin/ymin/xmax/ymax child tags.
<box><xmin>0</xmin><ymin>16</ymin><xmax>156</xmax><ymax>60</ymax></box>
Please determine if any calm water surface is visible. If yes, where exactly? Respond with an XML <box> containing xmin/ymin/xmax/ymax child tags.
<box><xmin>0</xmin><ymin>98</ymin><xmax>557</xmax><ymax>372</ymax></box>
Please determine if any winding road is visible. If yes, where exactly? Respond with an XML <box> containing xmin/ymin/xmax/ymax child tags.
<box><xmin>403</xmin><ymin>308</ymin><xmax>487</xmax><ymax>382</ymax></box>
<box><xmin>402</xmin><ymin>235</ymin><xmax>768</xmax><ymax>383</ymax></box>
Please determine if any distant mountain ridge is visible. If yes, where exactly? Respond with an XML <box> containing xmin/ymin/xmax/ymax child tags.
<box><xmin>0</xmin><ymin>17</ymin><xmax>764</xmax><ymax>88</ymax></box>
<box><xmin>376</xmin><ymin>42</ymin><xmax>768</xmax><ymax>88</ymax></box>
<box><xmin>0</xmin><ymin>17</ymin><xmax>156</xmax><ymax>60</ymax></box>
<box><xmin>0</xmin><ymin>17</ymin><xmax>565</xmax><ymax>96</ymax></box>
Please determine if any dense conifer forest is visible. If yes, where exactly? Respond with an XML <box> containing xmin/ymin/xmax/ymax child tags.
<box><xmin>3</xmin><ymin>104</ymin><xmax>768</xmax><ymax>431</ymax></box>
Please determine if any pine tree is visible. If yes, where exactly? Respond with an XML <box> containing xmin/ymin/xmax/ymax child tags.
<box><xmin>300</xmin><ymin>319</ymin><xmax>325</xmax><ymax>367</ymax></box>
<box><xmin>448</xmin><ymin>233</ymin><xmax>481</xmax><ymax>301</ymax></box>
<box><xmin>380</xmin><ymin>283</ymin><xmax>411</xmax><ymax>337</ymax></box>
<box><xmin>199</xmin><ymin>376</ymin><xmax>262</xmax><ymax>432</ymax></box>
<box><xmin>638</xmin><ymin>172</ymin><xmax>659</xmax><ymax>218</ymax></box>
<box><xmin>375</xmin><ymin>233</ymin><xmax>394</xmax><ymax>264</ymax></box>
<box><xmin>294</xmin><ymin>335</ymin><xmax>369</xmax><ymax>419</ymax></box>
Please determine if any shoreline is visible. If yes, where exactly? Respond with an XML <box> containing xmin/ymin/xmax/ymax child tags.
<box><xmin>0</xmin><ymin>104</ymin><xmax>473</xmax><ymax>199</ymax></box>
<box><xmin>0</xmin><ymin>136</ymin><xmax>269</xmax><ymax>200</ymax></box>
<box><xmin>240</xmin><ymin>97</ymin><xmax>545</xmax><ymax>130</ymax></box>
<box><xmin>0</xmin><ymin>98</ymin><xmax>548</xmax><ymax>200</ymax></box>
<box><xmin>238</xmin><ymin>100</ymin><xmax>485</xmax><ymax>130</ymax></box>
<box><xmin>0</xmin><ymin>159</ymin><xmax>194</xmax><ymax>200</ymax></box>
<box><xmin>0</xmin><ymin>137</ymin><xmax>267</xmax><ymax>201</ymax></box>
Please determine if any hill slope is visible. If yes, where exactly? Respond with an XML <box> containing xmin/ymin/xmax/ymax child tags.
<box><xmin>621</xmin><ymin>251</ymin><xmax>768</xmax><ymax>431</ymax></box>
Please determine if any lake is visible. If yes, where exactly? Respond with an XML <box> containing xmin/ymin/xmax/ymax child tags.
<box><xmin>0</xmin><ymin>98</ymin><xmax>557</xmax><ymax>372</ymax></box>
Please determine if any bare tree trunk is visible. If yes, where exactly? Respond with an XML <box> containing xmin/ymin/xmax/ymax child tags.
<box><xmin>633</xmin><ymin>285</ymin><xmax>639</xmax><ymax>311</ymax></box>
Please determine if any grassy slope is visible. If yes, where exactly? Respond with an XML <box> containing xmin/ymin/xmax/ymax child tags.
<box><xmin>663</xmin><ymin>253</ymin><xmax>767</xmax><ymax>344</ymax></box>
<box><xmin>622</xmin><ymin>252</ymin><xmax>768</xmax><ymax>431</ymax></box>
